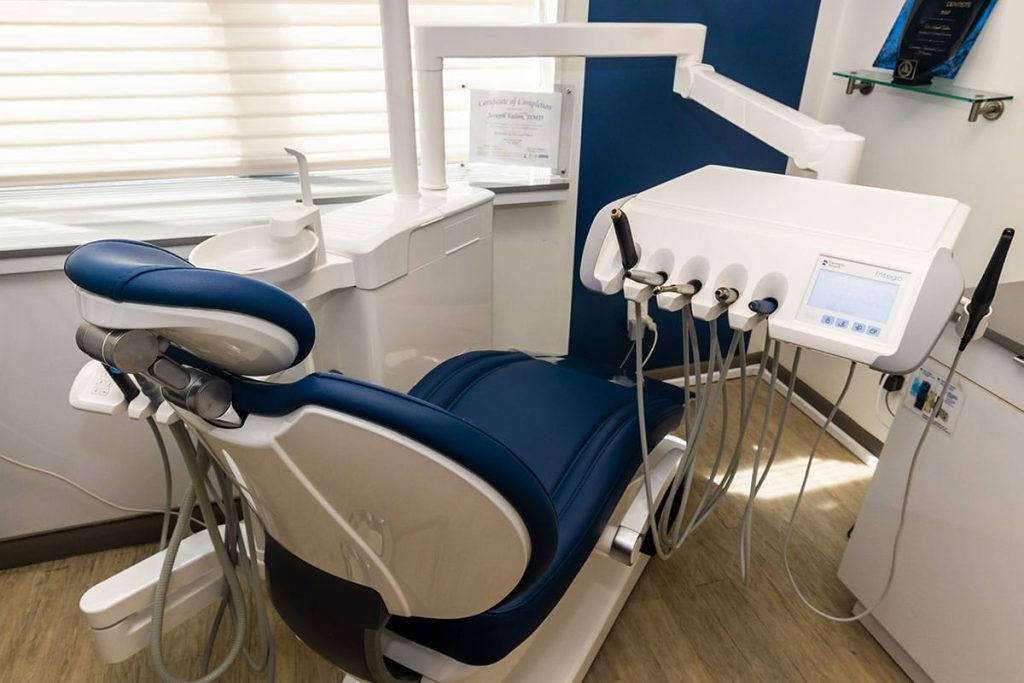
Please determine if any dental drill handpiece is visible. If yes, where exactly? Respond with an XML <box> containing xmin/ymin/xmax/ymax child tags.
<box><xmin>610</xmin><ymin>208</ymin><xmax>666</xmax><ymax>287</ymax></box>
<box><xmin>960</xmin><ymin>228</ymin><xmax>1014</xmax><ymax>351</ymax></box>
<box><xmin>610</xmin><ymin>207</ymin><xmax>639</xmax><ymax>271</ymax></box>
<box><xmin>714</xmin><ymin>287</ymin><xmax>739</xmax><ymax>306</ymax></box>
<box><xmin>655</xmin><ymin>280</ymin><xmax>703</xmax><ymax>297</ymax></box>
<box><xmin>748</xmin><ymin>297</ymin><xmax>779</xmax><ymax>315</ymax></box>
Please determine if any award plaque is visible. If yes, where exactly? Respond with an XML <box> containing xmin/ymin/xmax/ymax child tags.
<box><xmin>874</xmin><ymin>0</ymin><xmax>999</xmax><ymax>85</ymax></box>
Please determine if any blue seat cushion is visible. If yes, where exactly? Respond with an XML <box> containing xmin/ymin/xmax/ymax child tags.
<box><xmin>390</xmin><ymin>351</ymin><xmax>685</xmax><ymax>665</ymax></box>
<box><xmin>65</xmin><ymin>239</ymin><xmax>315</xmax><ymax>364</ymax></box>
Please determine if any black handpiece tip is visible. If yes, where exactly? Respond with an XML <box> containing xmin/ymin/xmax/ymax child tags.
<box><xmin>610</xmin><ymin>207</ymin><xmax>640</xmax><ymax>271</ymax></box>
<box><xmin>960</xmin><ymin>227</ymin><xmax>1015</xmax><ymax>350</ymax></box>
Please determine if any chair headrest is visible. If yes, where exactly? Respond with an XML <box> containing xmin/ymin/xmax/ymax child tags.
<box><xmin>65</xmin><ymin>239</ymin><xmax>316</xmax><ymax>375</ymax></box>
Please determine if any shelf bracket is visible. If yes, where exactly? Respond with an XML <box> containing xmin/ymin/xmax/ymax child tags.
<box><xmin>968</xmin><ymin>99</ymin><xmax>1005</xmax><ymax>122</ymax></box>
<box><xmin>845</xmin><ymin>78</ymin><xmax>875</xmax><ymax>96</ymax></box>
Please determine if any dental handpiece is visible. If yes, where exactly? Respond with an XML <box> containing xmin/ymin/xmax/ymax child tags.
<box><xmin>654</xmin><ymin>280</ymin><xmax>703</xmax><ymax>297</ymax></box>
<box><xmin>714</xmin><ymin>287</ymin><xmax>739</xmax><ymax>306</ymax></box>
<box><xmin>748</xmin><ymin>297</ymin><xmax>779</xmax><ymax>315</ymax></box>
<box><xmin>960</xmin><ymin>227</ymin><xmax>1014</xmax><ymax>351</ymax></box>
<box><xmin>609</xmin><ymin>207</ymin><xmax>640</xmax><ymax>271</ymax></box>
<box><xmin>628</xmin><ymin>270</ymin><xmax>668</xmax><ymax>287</ymax></box>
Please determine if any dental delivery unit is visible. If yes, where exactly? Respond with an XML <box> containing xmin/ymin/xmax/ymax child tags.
<box><xmin>57</xmin><ymin>11</ymin><xmax>1015</xmax><ymax>683</ymax></box>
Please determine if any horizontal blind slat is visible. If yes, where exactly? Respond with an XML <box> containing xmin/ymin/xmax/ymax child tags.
<box><xmin>2</xmin><ymin>1</ymin><xmax>529</xmax><ymax>25</ymax></box>
<box><xmin>0</xmin><ymin>65</ymin><xmax>535</xmax><ymax>99</ymax></box>
<box><xmin>0</xmin><ymin>52</ymin><xmax>538</xmax><ymax>75</ymax></box>
<box><xmin>0</xmin><ymin>111</ymin><xmax>473</xmax><ymax>146</ymax></box>
<box><xmin>0</xmin><ymin>96</ymin><xmax>477</xmax><ymax>124</ymax></box>
<box><xmin>0</xmin><ymin>0</ymin><xmax>545</xmax><ymax>187</ymax></box>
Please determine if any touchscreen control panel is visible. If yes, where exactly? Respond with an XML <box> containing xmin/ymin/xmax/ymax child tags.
<box><xmin>798</xmin><ymin>256</ymin><xmax>908</xmax><ymax>343</ymax></box>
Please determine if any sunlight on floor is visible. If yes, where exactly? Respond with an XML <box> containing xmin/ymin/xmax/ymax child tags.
<box><xmin>727</xmin><ymin>456</ymin><xmax>873</xmax><ymax>500</ymax></box>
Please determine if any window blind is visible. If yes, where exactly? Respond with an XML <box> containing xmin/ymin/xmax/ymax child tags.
<box><xmin>0</xmin><ymin>0</ymin><xmax>544</xmax><ymax>187</ymax></box>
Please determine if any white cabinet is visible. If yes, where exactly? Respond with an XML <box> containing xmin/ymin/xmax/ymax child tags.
<box><xmin>839</xmin><ymin>321</ymin><xmax>1024</xmax><ymax>683</ymax></box>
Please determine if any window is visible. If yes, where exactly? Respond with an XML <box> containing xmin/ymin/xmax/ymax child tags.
<box><xmin>0</xmin><ymin>0</ymin><xmax>549</xmax><ymax>188</ymax></box>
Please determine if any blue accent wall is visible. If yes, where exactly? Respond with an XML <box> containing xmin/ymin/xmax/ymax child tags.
<box><xmin>568</xmin><ymin>1</ymin><xmax>822</xmax><ymax>368</ymax></box>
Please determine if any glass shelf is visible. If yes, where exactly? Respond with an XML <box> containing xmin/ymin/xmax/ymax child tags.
<box><xmin>833</xmin><ymin>68</ymin><xmax>1013</xmax><ymax>122</ymax></box>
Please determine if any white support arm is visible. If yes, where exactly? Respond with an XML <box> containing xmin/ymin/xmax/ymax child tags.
<box><xmin>414</xmin><ymin>23</ymin><xmax>707</xmax><ymax>190</ymax></box>
<box><xmin>674</xmin><ymin>63</ymin><xmax>863</xmax><ymax>183</ymax></box>
<box><xmin>412</xmin><ymin>22</ymin><xmax>864</xmax><ymax>190</ymax></box>
<box><xmin>379</xmin><ymin>0</ymin><xmax>420</xmax><ymax>196</ymax></box>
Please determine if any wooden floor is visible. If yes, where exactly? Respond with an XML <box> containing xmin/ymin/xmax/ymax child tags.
<box><xmin>0</xmin><ymin>378</ymin><xmax>906</xmax><ymax>683</ymax></box>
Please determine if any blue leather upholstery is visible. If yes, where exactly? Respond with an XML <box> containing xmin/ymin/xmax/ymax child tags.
<box><xmin>236</xmin><ymin>351</ymin><xmax>685</xmax><ymax>666</ymax></box>
<box><xmin>391</xmin><ymin>351</ymin><xmax>684</xmax><ymax>665</ymax></box>
<box><xmin>65</xmin><ymin>239</ymin><xmax>316</xmax><ymax>365</ymax></box>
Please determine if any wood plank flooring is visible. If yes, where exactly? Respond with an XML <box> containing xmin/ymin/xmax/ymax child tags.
<box><xmin>0</xmin><ymin>378</ymin><xmax>906</xmax><ymax>682</ymax></box>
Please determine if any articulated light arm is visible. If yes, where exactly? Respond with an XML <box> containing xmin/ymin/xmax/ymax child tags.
<box><xmin>412</xmin><ymin>22</ymin><xmax>863</xmax><ymax>190</ymax></box>
<box><xmin>673</xmin><ymin>63</ymin><xmax>864</xmax><ymax>183</ymax></box>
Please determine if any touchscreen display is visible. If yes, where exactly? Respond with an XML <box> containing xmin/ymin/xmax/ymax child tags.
<box><xmin>807</xmin><ymin>269</ymin><xmax>899</xmax><ymax>324</ymax></box>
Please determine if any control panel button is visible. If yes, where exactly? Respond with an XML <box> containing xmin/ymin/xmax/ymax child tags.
<box><xmin>835</xmin><ymin>318</ymin><xmax>849</xmax><ymax>329</ymax></box>
<box><xmin>867</xmin><ymin>326</ymin><xmax>881</xmax><ymax>337</ymax></box>
<box><xmin>821</xmin><ymin>314</ymin><xmax>835</xmax><ymax>325</ymax></box>
<box><xmin>852</xmin><ymin>322</ymin><xmax>866</xmax><ymax>333</ymax></box>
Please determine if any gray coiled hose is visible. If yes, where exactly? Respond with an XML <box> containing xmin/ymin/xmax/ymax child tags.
<box><xmin>657</xmin><ymin>319</ymin><xmax>738</xmax><ymax>551</ymax></box>
<box><xmin>145</xmin><ymin>416</ymin><xmax>174</xmax><ymax>550</ymax></box>
<box><xmin>681</xmin><ymin>333</ymin><xmax>773</xmax><ymax>535</ymax></box>
<box><xmin>738</xmin><ymin>342</ymin><xmax>801</xmax><ymax>582</ymax></box>
<box><xmin>636</xmin><ymin>307</ymin><xmax>742</xmax><ymax>559</ymax></box>
<box><xmin>149</xmin><ymin>422</ymin><xmax>250</xmax><ymax>683</ymax></box>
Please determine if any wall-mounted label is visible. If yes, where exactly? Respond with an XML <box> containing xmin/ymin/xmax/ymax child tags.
<box><xmin>903</xmin><ymin>363</ymin><xmax>965</xmax><ymax>434</ymax></box>
<box><xmin>469</xmin><ymin>89</ymin><xmax>562</xmax><ymax>167</ymax></box>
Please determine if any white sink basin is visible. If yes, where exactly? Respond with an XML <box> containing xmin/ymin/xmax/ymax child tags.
<box><xmin>189</xmin><ymin>225</ymin><xmax>319</xmax><ymax>285</ymax></box>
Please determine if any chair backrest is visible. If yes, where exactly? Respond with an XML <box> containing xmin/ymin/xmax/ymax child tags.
<box><xmin>65</xmin><ymin>239</ymin><xmax>558</xmax><ymax>618</ymax></box>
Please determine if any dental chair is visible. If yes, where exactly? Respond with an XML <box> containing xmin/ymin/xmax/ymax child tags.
<box><xmin>66</xmin><ymin>239</ymin><xmax>687</xmax><ymax>682</ymax></box>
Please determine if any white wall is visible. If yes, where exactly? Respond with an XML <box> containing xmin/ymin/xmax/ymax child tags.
<box><xmin>492</xmin><ymin>0</ymin><xmax>589</xmax><ymax>356</ymax></box>
<box><xmin>788</xmin><ymin>0</ymin><xmax>1024</xmax><ymax>442</ymax></box>
<box><xmin>0</xmin><ymin>256</ymin><xmax>195</xmax><ymax>540</ymax></box>
<box><xmin>492</xmin><ymin>201</ymin><xmax>575</xmax><ymax>354</ymax></box>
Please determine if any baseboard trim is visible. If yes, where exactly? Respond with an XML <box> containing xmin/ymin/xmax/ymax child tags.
<box><xmin>1</xmin><ymin>503</ymin><xmax>229</xmax><ymax>570</ymax></box>
<box><xmin>647</xmin><ymin>351</ymin><xmax>763</xmax><ymax>385</ymax></box>
<box><xmin>770</xmin><ymin>368</ymin><xmax>881</xmax><ymax>468</ymax></box>
<box><xmin>0</xmin><ymin>513</ymin><xmax>167</xmax><ymax>570</ymax></box>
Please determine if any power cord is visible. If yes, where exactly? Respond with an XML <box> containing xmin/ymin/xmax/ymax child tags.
<box><xmin>642</xmin><ymin>325</ymin><xmax>659</xmax><ymax>368</ymax></box>
<box><xmin>0</xmin><ymin>426</ymin><xmax>190</xmax><ymax>532</ymax></box>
